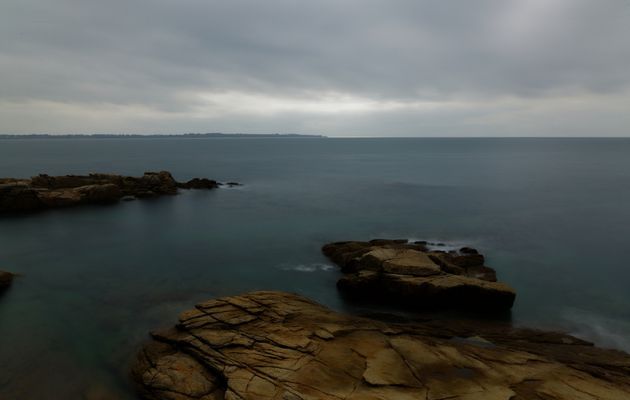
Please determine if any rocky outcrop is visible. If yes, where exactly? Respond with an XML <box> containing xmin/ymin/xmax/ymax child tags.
<box><xmin>0</xmin><ymin>183</ymin><xmax>43</xmax><ymax>212</ymax></box>
<box><xmin>0</xmin><ymin>171</ymin><xmax>238</xmax><ymax>214</ymax></box>
<box><xmin>0</xmin><ymin>271</ymin><xmax>14</xmax><ymax>291</ymax></box>
<box><xmin>132</xmin><ymin>291</ymin><xmax>630</xmax><ymax>400</ymax></box>
<box><xmin>177</xmin><ymin>178</ymin><xmax>219</xmax><ymax>190</ymax></box>
<box><xmin>323</xmin><ymin>239</ymin><xmax>516</xmax><ymax>311</ymax></box>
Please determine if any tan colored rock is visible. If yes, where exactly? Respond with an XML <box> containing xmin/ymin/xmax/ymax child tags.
<box><xmin>321</xmin><ymin>241</ymin><xmax>374</xmax><ymax>271</ymax></box>
<box><xmin>380</xmin><ymin>273</ymin><xmax>516</xmax><ymax>309</ymax></box>
<box><xmin>428</xmin><ymin>251</ymin><xmax>466</xmax><ymax>275</ymax></box>
<box><xmin>37</xmin><ymin>184</ymin><xmax>121</xmax><ymax>207</ymax></box>
<box><xmin>359</xmin><ymin>248</ymin><xmax>401</xmax><ymax>270</ymax></box>
<box><xmin>74</xmin><ymin>183</ymin><xmax>122</xmax><ymax>203</ymax></box>
<box><xmin>37</xmin><ymin>189</ymin><xmax>82</xmax><ymax>207</ymax></box>
<box><xmin>466</xmin><ymin>264</ymin><xmax>498</xmax><ymax>281</ymax></box>
<box><xmin>132</xmin><ymin>291</ymin><xmax>630</xmax><ymax>400</ymax></box>
<box><xmin>381</xmin><ymin>250</ymin><xmax>442</xmax><ymax>276</ymax></box>
<box><xmin>322</xmin><ymin>241</ymin><xmax>428</xmax><ymax>273</ymax></box>
<box><xmin>324</xmin><ymin>240</ymin><xmax>515</xmax><ymax>311</ymax></box>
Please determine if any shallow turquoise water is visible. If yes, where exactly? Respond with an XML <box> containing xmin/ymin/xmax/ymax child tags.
<box><xmin>1</xmin><ymin>137</ymin><xmax>630</xmax><ymax>398</ymax></box>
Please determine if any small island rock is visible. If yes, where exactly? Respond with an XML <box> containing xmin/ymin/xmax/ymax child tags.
<box><xmin>323</xmin><ymin>240</ymin><xmax>515</xmax><ymax>311</ymax></box>
<box><xmin>0</xmin><ymin>171</ymin><xmax>238</xmax><ymax>214</ymax></box>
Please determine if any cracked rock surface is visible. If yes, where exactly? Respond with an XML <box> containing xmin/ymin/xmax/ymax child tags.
<box><xmin>323</xmin><ymin>240</ymin><xmax>516</xmax><ymax>311</ymax></box>
<box><xmin>132</xmin><ymin>291</ymin><xmax>630</xmax><ymax>400</ymax></box>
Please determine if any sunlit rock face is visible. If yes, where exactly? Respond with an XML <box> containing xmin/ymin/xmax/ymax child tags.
<box><xmin>323</xmin><ymin>239</ymin><xmax>516</xmax><ymax>312</ymax></box>
<box><xmin>132</xmin><ymin>291</ymin><xmax>630</xmax><ymax>400</ymax></box>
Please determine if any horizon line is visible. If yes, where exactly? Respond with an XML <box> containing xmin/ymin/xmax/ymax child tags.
<box><xmin>1</xmin><ymin>133</ymin><xmax>630</xmax><ymax>139</ymax></box>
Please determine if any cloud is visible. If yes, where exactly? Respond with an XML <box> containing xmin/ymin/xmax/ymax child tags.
<box><xmin>1</xmin><ymin>0</ymin><xmax>629</xmax><ymax>135</ymax></box>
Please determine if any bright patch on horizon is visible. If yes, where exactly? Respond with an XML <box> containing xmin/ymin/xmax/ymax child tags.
<box><xmin>194</xmin><ymin>91</ymin><xmax>457</xmax><ymax>116</ymax></box>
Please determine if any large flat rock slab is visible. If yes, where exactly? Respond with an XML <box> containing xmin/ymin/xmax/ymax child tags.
<box><xmin>132</xmin><ymin>291</ymin><xmax>630</xmax><ymax>400</ymax></box>
<box><xmin>323</xmin><ymin>240</ymin><xmax>516</xmax><ymax>311</ymax></box>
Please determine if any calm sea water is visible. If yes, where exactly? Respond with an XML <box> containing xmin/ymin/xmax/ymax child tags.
<box><xmin>1</xmin><ymin>137</ymin><xmax>630</xmax><ymax>398</ymax></box>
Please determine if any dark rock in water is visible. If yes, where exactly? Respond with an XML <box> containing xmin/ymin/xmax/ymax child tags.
<box><xmin>132</xmin><ymin>291</ymin><xmax>630</xmax><ymax>400</ymax></box>
<box><xmin>135</xmin><ymin>171</ymin><xmax>178</xmax><ymax>195</ymax></box>
<box><xmin>0</xmin><ymin>183</ymin><xmax>43</xmax><ymax>212</ymax></box>
<box><xmin>369</xmin><ymin>238</ymin><xmax>408</xmax><ymax>246</ymax></box>
<box><xmin>323</xmin><ymin>240</ymin><xmax>515</xmax><ymax>311</ymax></box>
<box><xmin>451</xmin><ymin>253</ymin><xmax>485</xmax><ymax>268</ymax></box>
<box><xmin>0</xmin><ymin>271</ymin><xmax>14</xmax><ymax>291</ymax></box>
<box><xmin>0</xmin><ymin>171</ymin><xmax>227</xmax><ymax>215</ymax></box>
<box><xmin>460</xmin><ymin>246</ymin><xmax>479</xmax><ymax>254</ymax></box>
<box><xmin>177</xmin><ymin>177</ymin><xmax>219</xmax><ymax>189</ymax></box>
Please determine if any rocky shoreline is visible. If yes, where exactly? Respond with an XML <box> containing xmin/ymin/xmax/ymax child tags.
<box><xmin>0</xmin><ymin>171</ymin><xmax>239</xmax><ymax>214</ymax></box>
<box><xmin>132</xmin><ymin>291</ymin><xmax>630</xmax><ymax>400</ymax></box>
<box><xmin>130</xmin><ymin>239</ymin><xmax>630</xmax><ymax>399</ymax></box>
<box><xmin>323</xmin><ymin>239</ymin><xmax>516</xmax><ymax>312</ymax></box>
<box><xmin>3</xmin><ymin>180</ymin><xmax>629</xmax><ymax>400</ymax></box>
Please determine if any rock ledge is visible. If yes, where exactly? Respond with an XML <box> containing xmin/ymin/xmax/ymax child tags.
<box><xmin>132</xmin><ymin>291</ymin><xmax>630</xmax><ymax>400</ymax></box>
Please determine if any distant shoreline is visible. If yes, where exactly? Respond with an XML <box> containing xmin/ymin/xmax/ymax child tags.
<box><xmin>3</xmin><ymin>134</ymin><xmax>630</xmax><ymax>140</ymax></box>
<box><xmin>0</xmin><ymin>133</ymin><xmax>326</xmax><ymax>139</ymax></box>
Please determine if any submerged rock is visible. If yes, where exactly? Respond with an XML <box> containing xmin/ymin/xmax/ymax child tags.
<box><xmin>224</xmin><ymin>181</ymin><xmax>242</xmax><ymax>187</ymax></box>
<box><xmin>132</xmin><ymin>291</ymin><xmax>630</xmax><ymax>400</ymax></box>
<box><xmin>323</xmin><ymin>240</ymin><xmax>515</xmax><ymax>311</ymax></box>
<box><xmin>0</xmin><ymin>171</ymin><xmax>238</xmax><ymax>214</ymax></box>
<box><xmin>0</xmin><ymin>271</ymin><xmax>14</xmax><ymax>291</ymax></box>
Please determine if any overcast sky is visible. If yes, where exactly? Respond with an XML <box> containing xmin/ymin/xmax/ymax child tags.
<box><xmin>1</xmin><ymin>0</ymin><xmax>629</xmax><ymax>137</ymax></box>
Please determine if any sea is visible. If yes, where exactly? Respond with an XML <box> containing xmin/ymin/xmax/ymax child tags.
<box><xmin>1</xmin><ymin>137</ymin><xmax>629</xmax><ymax>398</ymax></box>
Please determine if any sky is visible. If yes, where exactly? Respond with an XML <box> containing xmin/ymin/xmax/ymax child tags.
<box><xmin>1</xmin><ymin>0</ymin><xmax>629</xmax><ymax>137</ymax></box>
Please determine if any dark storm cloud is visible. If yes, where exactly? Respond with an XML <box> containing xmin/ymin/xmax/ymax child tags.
<box><xmin>1</xmin><ymin>0</ymin><xmax>629</xmax><ymax>135</ymax></box>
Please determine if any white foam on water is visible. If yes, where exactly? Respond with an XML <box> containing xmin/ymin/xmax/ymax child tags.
<box><xmin>219</xmin><ymin>184</ymin><xmax>246</xmax><ymax>190</ymax></box>
<box><xmin>406</xmin><ymin>237</ymin><xmax>474</xmax><ymax>252</ymax></box>
<box><xmin>278</xmin><ymin>263</ymin><xmax>335</xmax><ymax>273</ymax></box>
<box><xmin>561</xmin><ymin>308</ymin><xmax>630</xmax><ymax>353</ymax></box>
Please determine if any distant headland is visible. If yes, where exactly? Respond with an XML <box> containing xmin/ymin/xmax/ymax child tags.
<box><xmin>0</xmin><ymin>133</ymin><xmax>326</xmax><ymax>139</ymax></box>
